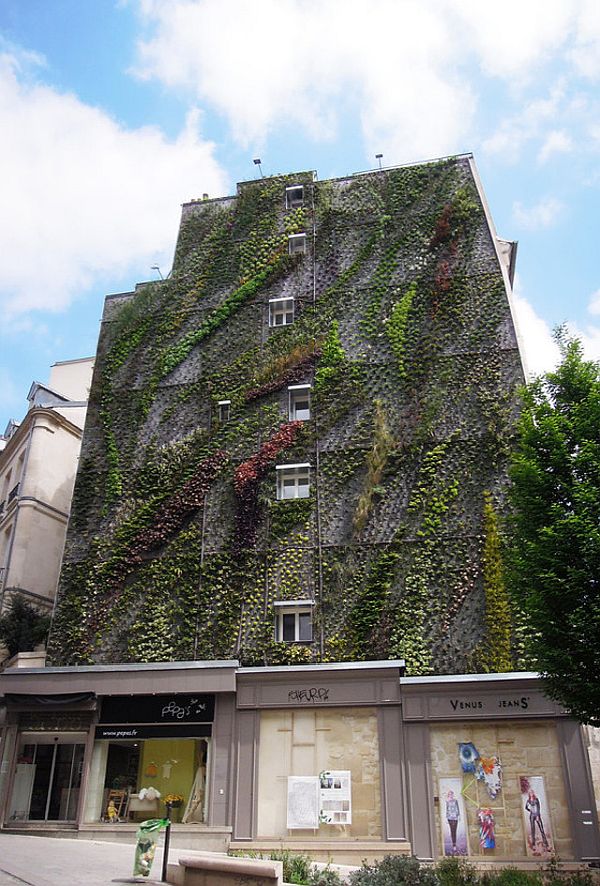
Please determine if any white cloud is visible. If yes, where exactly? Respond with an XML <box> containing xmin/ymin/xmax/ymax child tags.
<box><xmin>569</xmin><ymin>0</ymin><xmax>600</xmax><ymax>79</ymax></box>
<box><xmin>482</xmin><ymin>82</ymin><xmax>567</xmax><ymax>162</ymax></box>
<box><xmin>131</xmin><ymin>1</ymin><xmax>599</xmax><ymax>165</ymax></box>
<box><xmin>513</xmin><ymin>197</ymin><xmax>564</xmax><ymax>230</ymax></box>
<box><xmin>569</xmin><ymin>324</ymin><xmax>600</xmax><ymax>360</ymax></box>
<box><xmin>537</xmin><ymin>130</ymin><xmax>573</xmax><ymax>163</ymax></box>
<box><xmin>511</xmin><ymin>284</ymin><xmax>561</xmax><ymax>378</ymax></box>
<box><xmin>510</xmin><ymin>281</ymin><xmax>600</xmax><ymax>379</ymax></box>
<box><xmin>587</xmin><ymin>289</ymin><xmax>600</xmax><ymax>315</ymax></box>
<box><xmin>132</xmin><ymin>0</ymin><xmax>479</xmax><ymax>159</ymax></box>
<box><xmin>0</xmin><ymin>50</ymin><xmax>227</xmax><ymax>318</ymax></box>
<box><xmin>452</xmin><ymin>0</ymin><xmax>573</xmax><ymax>80</ymax></box>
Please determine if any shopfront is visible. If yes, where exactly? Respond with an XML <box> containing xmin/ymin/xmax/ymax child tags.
<box><xmin>401</xmin><ymin>673</ymin><xmax>600</xmax><ymax>863</ymax></box>
<box><xmin>85</xmin><ymin>693</ymin><xmax>214</xmax><ymax>824</ymax></box>
<box><xmin>0</xmin><ymin>660</ymin><xmax>237</xmax><ymax>843</ymax></box>
<box><xmin>230</xmin><ymin>660</ymin><xmax>409</xmax><ymax>864</ymax></box>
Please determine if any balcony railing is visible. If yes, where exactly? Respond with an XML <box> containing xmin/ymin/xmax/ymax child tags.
<box><xmin>7</xmin><ymin>482</ymin><xmax>19</xmax><ymax>503</ymax></box>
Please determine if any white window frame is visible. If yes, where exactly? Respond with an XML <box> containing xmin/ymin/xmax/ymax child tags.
<box><xmin>288</xmin><ymin>233</ymin><xmax>306</xmax><ymax>256</ymax></box>
<box><xmin>288</xmin><ymin>385</ymin><xmax>311</xmax><ymax>422</ymax></box>
<box><xmin>285</xmin><ymin>185</ymin><xmax>305</xmax><ymax>210</ymax></box>
<box><xmin>269</xmin><ymin>296</ymin><xmax>294</xmax><ymax>327</ymax></box>
<box><xmin>276</xmin><ymin>463</ymin><xmax>310</xmax><ymax>500</ymax></box>
<box><xmin>217</xmin><ymin>400</ymin><xmax>231</xmax><ymax>422</ymax></box>
<box><xmin>274</xmin><ymin>600</ymin><xmax>314</xmax><ymax>643</ymax></box>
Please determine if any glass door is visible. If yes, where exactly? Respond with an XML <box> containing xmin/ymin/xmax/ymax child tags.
<box><xmin>8</xmin><ymin>737</ymin><xmax>85</xmax><ymax>822</ymax></box>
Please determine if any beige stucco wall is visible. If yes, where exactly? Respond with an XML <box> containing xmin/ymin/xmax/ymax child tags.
<box><xmin>48</xmin><ymin>358</ymin><xmax>93</xmax><ymax>402</ymax></box>
<box><xmin>20</xmin><ymin>414</ymin><xmax>82</xmax><ymax>510</ymax></box>
<box><xmin>430</xmin><ymin>720</ymin><xmax>573</xmax><ymax>860</ymax></box>
<box><xmin>1</xmin><ymin>403</ymin><xmax>86</xmax><ymax>613</ymax></box>
<box><xmin>3</xmin><ymin>504</ymin><xmax>67</xmax><ymax>605</ymax></box>
<box><xmin>256</xmin><ymin>707</ymin><xmax>381</xmax><ymax>840</ymax></box>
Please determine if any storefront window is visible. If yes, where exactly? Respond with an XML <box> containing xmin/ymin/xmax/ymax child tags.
<box><xmin>7</xmin><ymin>734</ymin><xmax>85</xmax><ymax>822</ymax></box>
<box><xmin>85</xmin><ymin>737</ymin><xmax>209</xmax><ymax>824</ymax></box>
<box><xmin>0</xmin><ymin>729</ymin><xmax>15</xmax><ymax>815</ymax></box>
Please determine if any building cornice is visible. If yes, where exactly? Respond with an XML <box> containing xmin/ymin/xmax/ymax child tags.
<box><xmin>0</xmin><ymin>406</ymin><xmax>83</xmax><ymax>466</ymax></box>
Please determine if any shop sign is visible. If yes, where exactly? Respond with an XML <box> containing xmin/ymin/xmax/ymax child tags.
<box><xmin>99</xmin><ymin>694</ymin><xmax>215</xmax><ymax>725</ymax></box>
<box><xmin>404</xmin><ymin>689</ymin><xmax>559</xmax><ymax>720</ymax></box>
<box><xmin>96</xmin><ymin>723</ymin><xmax>212</xmax><ymax>740</ymax></box>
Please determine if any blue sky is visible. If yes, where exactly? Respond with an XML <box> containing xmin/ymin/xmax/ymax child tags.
<box><xmin>1</xmin><ymin>0</ymin><xmax>600</xmax><ymax>430</ymax></box>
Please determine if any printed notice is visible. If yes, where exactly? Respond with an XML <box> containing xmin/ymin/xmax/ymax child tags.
<box><xmin>287</xmin><ymin>777</ymin><xmax>320</xmax><ymax>829</ymax></box>
<box><xmin>319</xmin><ymin>770</ymin><xmax>352</xmax><ymax>824</ymax></box>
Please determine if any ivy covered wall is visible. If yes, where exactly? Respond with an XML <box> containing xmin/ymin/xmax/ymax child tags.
<box><xmin>47</xmin><ymin>157</ymin><xmax>524</xmax><ymax>674</ymax></box>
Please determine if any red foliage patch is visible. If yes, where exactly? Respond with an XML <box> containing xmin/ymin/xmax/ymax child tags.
<box><xmin>235</xmin><ymin>422</ymin><xmax>303</xmax><ymax>496</ymax></box>
<box><xmin>128</xmin><ymin>450</ymin><xmax>229</xmax><ymax>562</ymax></box>
<box><xmin>429</xmin><ymin>203</ymin><xmax>454</xmax><ymax>248</ymax></box>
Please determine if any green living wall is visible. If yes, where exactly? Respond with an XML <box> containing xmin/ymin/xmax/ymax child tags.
<box><xmin>48</xmin><ymin>158</ymin><xmax>524</xmax><ymax>673</ymax></box>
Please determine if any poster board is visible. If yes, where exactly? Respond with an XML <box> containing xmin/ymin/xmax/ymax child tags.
<box><xmin>439</xmin><ymin>777</ymin><xmax>469</xmax><ymax>856</ymax></box>
<box><xmin>287</xmin><ymin>777</ymin><xmax>319</xmax><ymax>829</ymax></box>
<box><xmin>319</xmin><ymin>770</ymin><xmax>352</xmax><ymax>824</ymax></box>
<box><xmin>519</xmin><ymin>775</ymin><xmax>553</xmax><ymax>857</ymax></box>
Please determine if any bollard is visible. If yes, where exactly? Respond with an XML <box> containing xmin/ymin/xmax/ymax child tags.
<box><xmin>161</xmin><ymin>802</ymin><xmax>173</xmax><ymax>883</ymax></box>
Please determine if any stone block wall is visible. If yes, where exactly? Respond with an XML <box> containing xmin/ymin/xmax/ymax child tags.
<box><xmin>430</xmin><ymin>720</ymin><xmax>573</xmax><ymax>859</ymax></box>
<box><xmin>256</xmin><ymin>707</ymin><xmax>381</xmax><ymax>840</ymax></box>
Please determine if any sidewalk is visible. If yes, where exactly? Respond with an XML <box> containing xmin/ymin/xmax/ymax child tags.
<box><xmin>0</xmin><ymin>833</ymin><xmax>177</xmax><ymax>886</ymax></box>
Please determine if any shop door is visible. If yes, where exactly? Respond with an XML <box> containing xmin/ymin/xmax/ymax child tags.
<box><xmin>9</xmin><ymin>739</ymin><xmax>85</xmax><ymax>822</ymax></box>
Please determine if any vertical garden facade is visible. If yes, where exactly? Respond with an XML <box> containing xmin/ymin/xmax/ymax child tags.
<box><xmin>48</xmin><ymin>155</ymin><xmax>525</xmax><ymax>673</ymax></box>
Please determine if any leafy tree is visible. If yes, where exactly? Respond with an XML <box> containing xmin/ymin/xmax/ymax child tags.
<box><xmin>0</xmin><ymin>596</ymin><xmax>51</xmax><ymax>659</ymax></box>
<box><xmin>508</xmin><ymin>337</ymin><xmax>600</xmax><ymax>725</ymax></box>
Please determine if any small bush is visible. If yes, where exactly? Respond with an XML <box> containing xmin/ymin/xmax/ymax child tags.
<box><xmin>544</xmin><ymin>870</ymin><xmax>594</xmax><ymax>886</ymax></box>
<box><xmin>310</xmin><ymin>866</ymin><xmax>344</xmax><ymax>885</ymax></box>
<box><xmin>349</xmin><ymin>854</ymin><xmax>438</xmax><ymax>886</ymax></box>
<box><xmin>480</xmin><ymin>870</ymin><xmax>542</xmax><ymax>886</ymax></box>
<box><xmin>269</xmin><ymin>849</ymin><xmax>313</xmax><ymax>884</ymax></box>
<box><xmin>0</xmin><ymin>596</ymin><xmax>50</xmax><ymax>658</ymax></box>
<box><xmin>437</xmin><ymin>857</ymin><xmax>479</xmax><ymax>886</ymax></box>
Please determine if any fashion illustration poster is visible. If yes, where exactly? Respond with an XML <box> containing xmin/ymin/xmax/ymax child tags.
<box><xmin>519</xmin><ymin>775</ymin><xmax>553</xmax><ymax>857</ymax></box>
<box><xmin>439</xmin><ymin>777</ymin><xmax>469</xmax><ymax>856</ymax></box>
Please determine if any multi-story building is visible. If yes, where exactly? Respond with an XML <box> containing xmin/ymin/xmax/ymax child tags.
<box><xmin>48</xmin><ymin>156</ymin><xmax>524</xmax><ymax>673</ymax></box>
<box><xmin>0</xmin><ymin>158</ymin><xmax>598</xmax><ymax>864</ymax></box>
<box><xmin>0</xmin><ymin>358</ymin><xmax>94</xmax><ymax>622</ymax></box>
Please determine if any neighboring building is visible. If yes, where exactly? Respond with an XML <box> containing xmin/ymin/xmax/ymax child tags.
<box><xmin>0</xmin><ymin>358</ymin><xmax>94</xmax><ymax>623</ymax></box>
<box><xmin>0</xmin><ymin>159</ymin><xmax>597</xmax><ymax>864</ymax></box>
<box><xmin>48</xmin><ymin>155</ymin><xmax>524</xmax><ymax>672</ymax></box>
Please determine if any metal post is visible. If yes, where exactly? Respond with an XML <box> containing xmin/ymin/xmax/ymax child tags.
<box><xmin>161</xmin><ymin>803</ymin><xmax>172</xmax><ymax>883</ymax></box>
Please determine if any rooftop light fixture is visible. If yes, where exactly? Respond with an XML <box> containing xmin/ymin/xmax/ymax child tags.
<box><xmin>151</xmin><ymin>265</ymin><xmax>164</xmax><ymax>280</ymax></box>
<box><xmin>253</xmin><ymin>158</ymin><xmax>264</xmax><ymax>178</ymax></box>
<box><xmin>376</xmin><ymin>153</ymin><xmax>383</xmax><ymax>170</ymax></box>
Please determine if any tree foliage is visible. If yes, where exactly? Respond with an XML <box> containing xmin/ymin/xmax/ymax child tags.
<box><xmin>508</xmin><ymin>337</ymin><xmax>600</xmax><ymax>725</ymax></box>
<box><xmin>0</xmin><ymin>596</ymin><xmax>51</xmax><ymax>659</ymax></box>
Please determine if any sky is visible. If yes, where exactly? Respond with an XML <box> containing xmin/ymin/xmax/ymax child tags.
<box><xmin>1</xmin><ymin>0</ymin><xmax>600</xmax><ymax>430</ymax></box>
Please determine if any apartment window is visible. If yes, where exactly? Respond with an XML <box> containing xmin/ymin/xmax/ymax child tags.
<box><xmin>274</xmin><ymin>600</ymin><xmax>314</xmax><ymax>642</ymax></box>
<box><xmin>288</xmin><ymin>233</ymin><xmax>306</xmax><ymax>256</ymax></box>
<box><xmin>217</xmin><ymin>400</ymin><xmax>231</xmax><ymax>422</ymax></box>
<box><xmin>269</xmin><ymin>297</ymin><xmax>294</xmax><ymax>327</ymax></box>
<box><xmin>288</xmin><ymin>385</ymin><xmax>311</xmax><ymax>421</ymax></box>
<box><xmin>285</xmin><ymin>185</ymin><xmax>305</xmax><ymax>209</ymax></box>
<box><xmin>276</xmin><ymin>464</ymin><xmax>310</xmax><ymax>500</ymax></box>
